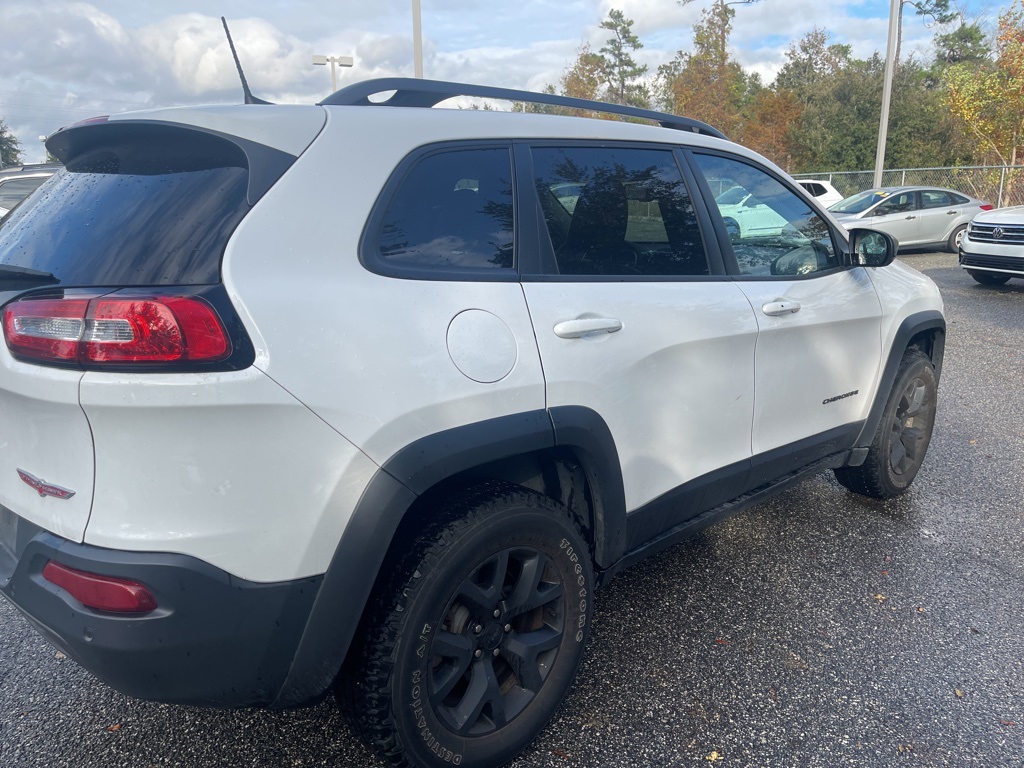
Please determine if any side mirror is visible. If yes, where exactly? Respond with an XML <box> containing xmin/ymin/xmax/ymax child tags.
<box><xmin>848</xmin><ymin>227</ymin><xmax>897</xmax><ymax>267</ymax></box>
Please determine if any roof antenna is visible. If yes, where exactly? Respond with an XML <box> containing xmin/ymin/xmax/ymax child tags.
<box><xmin>221</xmin><ymin>17</ymin><xmax>272</xmax><ymax>105</ymax></box>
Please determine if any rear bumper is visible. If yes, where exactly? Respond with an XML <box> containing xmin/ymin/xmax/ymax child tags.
<box><xmin>0</xmin><ymin>510</ymin><xmax>321</xmax><ymax>708</ymax></box>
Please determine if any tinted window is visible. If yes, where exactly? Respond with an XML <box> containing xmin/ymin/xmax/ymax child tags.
<box><xmin>950</xmin><ymin>192</ymin><xmax>970</xmax><ymax>204</ymax></box>
<box><xmin>0</xmin><ymin>135</ymin><xmax>250</xmax><ymax>286</ymax></box>
<box><xmin>532</xmin><ymin>146</ymin><xmax>708</xmax><ymax>276</ymax></box>
<box><xmin>920</xmin><ymin>190</ymin><xmax>952</xmax><ymax>208</ymax></box>
<box><xmin>0</xmin><ymin>177</ymin><xmax>50</xmax><ymax>209</ymax></box>
<box><xmin>376</xmin><ymin>148</ymin><xmax>514</xmax><ymax>270</ymax></box>
<box><xmin>875</xmin><ymin>191</ymin><xmax>917</xmax><ymax>216</ymax></box>
<box><xmin>694</xmin><ymin>153</ymin><xmax>837</xmax><ymax>277</ymax></box>
<box><xmin>800</xmin><ymin>182</ymin><xmax>826</xmax><ymax>197</ymax></box>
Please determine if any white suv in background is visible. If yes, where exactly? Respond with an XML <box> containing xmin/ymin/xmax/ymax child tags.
<box><xmin>959</xmin><ymin>205</ymin><xmax>1024</xmax><ymax>284</ymax></box>
<box><xmin>0</xmin><ymin>78</ymin><xmax>944</xmax><ymax>768</ymax></box>
<box><xmin>796</xmin><ymin>178</ymin><xmax>843</xmax><ymax>207</ymax></box>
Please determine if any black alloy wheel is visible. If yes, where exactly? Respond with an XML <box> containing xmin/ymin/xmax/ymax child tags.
<box><xmin>835</xmin><ymin>349</ymin><xmax>937</xmax><ymax>499</ymax></box>
<box><xmin>345</xmin><ymin>482</ymin><xmax>593</xmax><ymax>768</ymax></box>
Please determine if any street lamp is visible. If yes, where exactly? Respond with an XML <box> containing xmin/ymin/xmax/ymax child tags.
<box><xmin>312</xmin><ymin>54</ymin><xmax>354</xmax><ymax>93</ymax></box>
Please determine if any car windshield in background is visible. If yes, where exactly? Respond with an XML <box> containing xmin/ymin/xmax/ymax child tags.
<box><xmin>830</xmin><ymin>190</ymin><xmax>890</xmax><ymax>214</ymax></box>
<box><xmin>716</xmin><ymin>185</ymin><xmax>750</xmax><ymax>205</ymax></box>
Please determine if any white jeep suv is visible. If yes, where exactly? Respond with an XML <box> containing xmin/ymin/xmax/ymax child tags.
<box><xmin>0</xmin><ymin>79</ymin><xmax>944</xmax><ymax>768</ymax></box>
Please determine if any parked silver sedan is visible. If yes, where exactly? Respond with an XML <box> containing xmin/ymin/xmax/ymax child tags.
<box><xmin>829</xmin><ymin>186</ymin><xmax>992</xmax><ymax>252</ymax></box>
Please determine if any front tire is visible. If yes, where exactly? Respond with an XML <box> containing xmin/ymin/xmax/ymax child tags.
<box><xmin>967</xmin><ymin>269</ymin><xmax>1011</xmax><ymax>285</ymax></box>
<box><xmin>346</xmin><ymin>483</ymin><xmax>593</xmax><ymax>768</ymax></box>
<box><xmin>835</xmin><ymin>349</ymin><xmax>937</xmax><ymax>499</ymax></box>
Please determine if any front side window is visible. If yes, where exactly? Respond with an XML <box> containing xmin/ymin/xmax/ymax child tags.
<box><xmin>375</xmin><ymin>147</ymin><xmax>514</xmax><ymax>270</ymax></box>
<box><xmin>875</xmin><ymin>191</ymin><xmax>917</xmax><ymax>216</ymax></box>
<box><xmin>532</xmin><ymin>146</ymin><xmax>708</xmax><ymax>277</ymax></box>
<box><xmin>694</xmin><ymin>153</ymin><xmax>838</xmax><ymax>277</ymax></box>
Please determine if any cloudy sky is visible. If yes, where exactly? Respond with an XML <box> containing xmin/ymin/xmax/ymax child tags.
<box><xmin>0</xmin><ymin>0</ymin><xmax>999</xmax><ymax>162</ymax></box>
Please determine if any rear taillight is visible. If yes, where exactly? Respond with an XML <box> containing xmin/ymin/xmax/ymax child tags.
<box><xmin>4</xmin><ymin>291</ymin><xmax>231</xmax><ymax>367</ymax></box>
<box><xmin>980</xmin><ymin>204</ymin><xmax>994</xmax><ymax>211</ymax></box>
<box><xmin>43</xmin><ymin>561</ymin><xmax>157</xmax><ymax>613</ymax></box>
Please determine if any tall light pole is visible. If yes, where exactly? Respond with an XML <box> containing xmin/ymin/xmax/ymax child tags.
<box><xmin>874</xmin><ymin>0</ymin><xmax>899</xmax><ymax>188</ymax></box>
<box><xmin>412</xmin><ymin>0</ymin><xmax>423</xmax><ymax>78</ymax></box>
<box><xmin>312</xmin><ymin>54</ymin><xmax>354</xmax><ymax>92</ymax></box>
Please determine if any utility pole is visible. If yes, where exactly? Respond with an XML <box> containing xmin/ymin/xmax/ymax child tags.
<box><xmin>874</xmin><ymin>0</ymin><xmax>899</xmax><ymax>188</ymax></box>
<box><xmin>412</xmin><ymin>0</ymin><xmax>424</xmax><ymax>78</ymax></box>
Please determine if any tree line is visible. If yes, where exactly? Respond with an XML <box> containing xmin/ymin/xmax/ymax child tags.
<box><xmin>519</xmin><ymin>0</ymin><xmax>1024</xmax><ymax>175</ymax></box>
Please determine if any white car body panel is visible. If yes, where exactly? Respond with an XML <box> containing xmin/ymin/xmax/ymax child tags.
<box><xmin>222</xmin><ymin>109</ymin><xmax>546</xmax><ymax>467</ymax></box>
<box><xmin>79</xmin><ymin>367</ymin><xmax>378</xmax><ymax>582</ymax></box>
<box><xmin>523</xmin><ymin>282</ymin><xmax>757</xmax><ymax>512</ymax></box>
<box><xmin>734</xmin><ymin>269</ymin><xmax>883</xmax><ymax>454</ymax></box>
<box><xmin>0</xmin><ymin>349</ymin><xmax>92</xmax><ymax>542</ymax></box>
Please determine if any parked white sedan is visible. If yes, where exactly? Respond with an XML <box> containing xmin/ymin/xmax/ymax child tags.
<box><xmin>959</xmin><ymin>204</ymin><xmax>1024</xmax><ymax>284</ymax></box>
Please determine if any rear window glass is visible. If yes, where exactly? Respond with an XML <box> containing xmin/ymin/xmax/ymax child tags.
<box><xmin>0</xmin><ymin>131</ymin><xmax>250</xmax><ymax>286</ymax></box>
<box><xmin>0</xmin><ymin>176</ymin><xmax>51</xmax><ymax>209</ymax></box>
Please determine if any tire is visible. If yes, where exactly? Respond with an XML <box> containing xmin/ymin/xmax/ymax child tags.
<box><xmin>947</xmin><ymin>224</ymin><xmax>967</xmax><ymax>253</ymax></box>
<box><xmin>834</xmin><ymin>349</ymin><xmax>937</xmax><ymax>499</ymax></box>
<box><xmin>967</xmin><ymin>269</ymin><xmax>1011</xmax><ymax>286</ymax></box>
<box><xmin>343</xmin><ymin>482</ymin><xmax>594</xmax><ymax>768</ymax></box>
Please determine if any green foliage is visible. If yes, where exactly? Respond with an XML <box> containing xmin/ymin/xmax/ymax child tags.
<box><xmin>0</xmin><ymin>119</ymin><xmax>23</xmax><ymax>168</ymax></box>
<box><xmin>933</xmin><ymin>22</ymin><xmax>991</xmax><ymax>67</ymax></box>
<box><xmin>599</xmin><ymin>9</ymin><xmax>649</xmax><ymax>106</ymax></box>
<box><xmin>526</xmin><ymin>0</ymin><xmax>1004</xmax><ymax>174</ymax></box>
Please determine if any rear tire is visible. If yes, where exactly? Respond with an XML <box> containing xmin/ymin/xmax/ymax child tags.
<box><xmin>834</xmin><ymin>349</ymin><xmax>937</xmax><ymax>499</ymax></box>
<box><xmin>947</xmin><ymin>224</ymin><xmax>967</xmax><ymax>253</ymax></box>
<box><xmin>967</xmin><ymin>269</ymin><xmax>1011</xmax><ymax>286</ymax></box>
<box><xmin>343</xmin><ymin>482</ymin><xmax>593</xmax><ymax>768</ymax></box>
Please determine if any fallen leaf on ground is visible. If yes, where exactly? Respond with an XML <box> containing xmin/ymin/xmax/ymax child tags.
<box><xmin>1000</xmin><ymin>719</ymin><xmax>1017</xmax><ymax>726</ymax></box>
<box><xmin>706</xmin><ymin>751</ymin><xmax>723</xmax><ymax>763</ymax></box>
<box><xmin>955</xmin><ymin>689</ymin><xmax>964</xmax><ymax>699</ymax></box>
<box><xmin>874</xmin><ymin>594</ymin><xmax>887</xmax><ymax>603</ymax></box>
<box><xmin>106</xmin><ymin>723</ymin><xmax>122</xmax><ymax>732</ymax></box>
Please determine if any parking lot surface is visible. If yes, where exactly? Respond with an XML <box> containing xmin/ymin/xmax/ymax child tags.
<box><xmin>1</xmin><ymin>252</ymin><xmax>1022</xmax><ymax>768</ymax></box>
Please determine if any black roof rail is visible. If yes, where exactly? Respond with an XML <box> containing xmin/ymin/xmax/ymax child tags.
<box><xmin>319</xmin><ymin>78</ymin><xmax>727</xmax><ymax>140</ymax></box>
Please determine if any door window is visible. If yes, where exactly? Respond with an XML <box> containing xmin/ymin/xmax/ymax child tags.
<box><xmin>532</xmin><ymin>146</ymin><xmax>709</xmax><ymax>277</ymax></box>
<box><xmin>874</xmin><ymin>191</ymin><xmax>917</xmax><ymax>216</ymax></box>
<box><xmin>920</xmin><ymin>190</ymin><xmax>952</xmax><ymax>209</ymax></box>
<box><xmin>694</xmin><ymin>153</ymin><xmax>838</xmax><ymax>277</ymax></box>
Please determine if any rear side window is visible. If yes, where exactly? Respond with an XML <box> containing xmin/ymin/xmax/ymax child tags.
<box><xmin>532</xmin><ymin>146</ymin><xmax>708</xmax><ymax>277</ymax></box>
<box><xmin>921</xmin><ymin>190</ymin><xmax>952</xmax><ymax>208</ymax></box>
<box><xmin>0</xmin><ymin>128</ymin><xmax>250</xmax><ymax>286</ymax></box>
<box><xmin>0</xmin><ymin>177</ymin><xmax>50</xmax><ymax>209</ymax></box>
<box><xmin>374</xmin><ymin>147</ymin><xmax>514</xmax><ymax>270</ymax></box>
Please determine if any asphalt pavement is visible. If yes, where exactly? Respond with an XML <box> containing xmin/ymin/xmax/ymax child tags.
<box><xmin>2</xmin><ymin>251</ymin><xmax>1022</xmax><ymax>767</ymax></box>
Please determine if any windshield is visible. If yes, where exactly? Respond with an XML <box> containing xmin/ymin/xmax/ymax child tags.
<box><xmin>715</xmin><ymin>186</ymin><xmax>749</xmax><ymax>206</ymax></box>
<box><xmin>830</xmin><ymin>189</ymin><xmax>890</xmax><ymax>214</ymax></box>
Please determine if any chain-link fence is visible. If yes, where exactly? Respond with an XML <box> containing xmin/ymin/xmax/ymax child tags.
<box><xmin>792</xmin><ymin>166</ymin><xmax>1024</xmax><ymax>208</ymax></box>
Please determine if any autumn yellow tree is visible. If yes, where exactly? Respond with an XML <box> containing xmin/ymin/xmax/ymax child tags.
<box><xmin>944</xmin><ymin>0</ymin><xmax>1024</xmax><ymax>180</ymax></box>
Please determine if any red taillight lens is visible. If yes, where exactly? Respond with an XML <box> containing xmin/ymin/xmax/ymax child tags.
<box><xmin>42</xmin><ymin>561</ymin><xmax>157</xmax><ymax>613</ymax></box>
<box><xmin>980</xmin><ymin>204</ymin><xmax>994</xmax><ymax>211</ymax></box>
<box><xmin>4</xmin><ymin>292</ymin><xmax>231</xmax><ymax>367</ymax></box>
